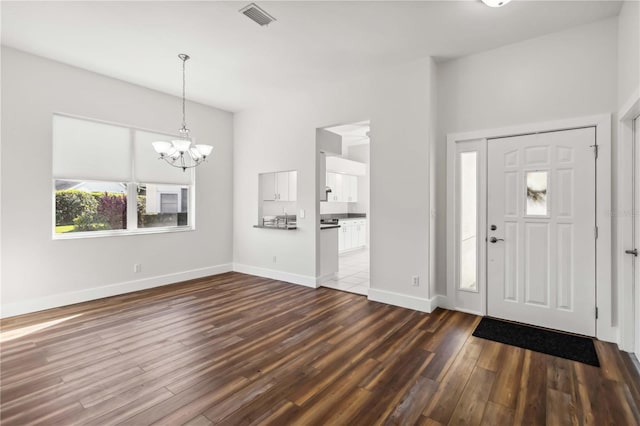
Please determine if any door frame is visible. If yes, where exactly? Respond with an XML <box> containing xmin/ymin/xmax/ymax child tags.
<box><xmin>618</xmin><ymin>90</ymin><xmax>640</xmax><ymax>352</ymax></box>
<box><xmin>446</xmin><ymin>114</ymin><xmax>613</xmax><ymax>342</ymax></box>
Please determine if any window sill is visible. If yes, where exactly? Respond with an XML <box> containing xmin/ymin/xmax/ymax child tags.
<box><xmin>52</xmin><ymin>226</ymin><xmax>195</xmax><ymax>240</ymax></box>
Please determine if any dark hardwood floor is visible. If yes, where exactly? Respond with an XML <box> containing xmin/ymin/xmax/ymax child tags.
<box><xmin>1</xmin><ymin>272</ymin><xmax>639</xmax><ymax>425</ymax></box>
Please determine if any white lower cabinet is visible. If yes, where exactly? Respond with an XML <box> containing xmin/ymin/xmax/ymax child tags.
<box><xmin>338</xmin><ymin>218</ymin><xmax>367</xmax><ymax>253</ymax></box>
<box><xmin>338</xmin><ymin>225</ymin><xmax>346</xmax><ymax>251</ymax></box>
<box><xmin>356</xmin><ymin>220</ymin><xmax>366</xmax><ymax>247</ymax></box>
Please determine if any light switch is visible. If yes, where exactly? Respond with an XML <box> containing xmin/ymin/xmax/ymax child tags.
<box><xmin>299</xmin><ymin>209</ymin><xmax>305</xmax><ymax>219</ymax></box>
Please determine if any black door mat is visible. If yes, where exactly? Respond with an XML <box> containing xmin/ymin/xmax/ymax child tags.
<box><xmin>472</xmin><ymin>317</ymin><xmax>600</xmax><ymax>367</ymax></box>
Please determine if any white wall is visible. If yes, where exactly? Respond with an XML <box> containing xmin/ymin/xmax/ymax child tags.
<box><xmin>1</xmin><ymin>47</ymin><xmax>234</xmax><ymax>316</ymax></box>
<box><xmin>618</xmin><ymin>1</ymin><xmax>640</xmax><ymax>107</ymax></box>
<box><xmin>234</xmin><ymin>58</ymin><xmax>435</xmax><ymax>308</ymax></box>
<box><xmin>435</xmin><ymin>17</ymin><xmax>618</xmax><ymax>298</ymax></box>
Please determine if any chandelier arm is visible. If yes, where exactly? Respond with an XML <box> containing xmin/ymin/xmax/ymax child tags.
<box><xmin>160</xmin><ymin>154</ymin><xmax>204</xmax><ymax>170</ymax></box>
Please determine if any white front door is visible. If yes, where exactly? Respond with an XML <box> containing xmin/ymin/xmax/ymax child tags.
<box><xmin>487</xmin><ymin>127</ymin><xmax>597</xmax><ymax>336</ymax></box>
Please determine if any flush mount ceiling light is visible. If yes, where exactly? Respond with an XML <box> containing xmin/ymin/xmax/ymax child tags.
<box><xmin>481</xmin><ymin>0</ymin><xmax>513</xmax><ymax>7</ymax></box>
<box><xmin>152</xmin><ymin>54</ymin><xmax>213</xmax><ymax>171</ymax></box>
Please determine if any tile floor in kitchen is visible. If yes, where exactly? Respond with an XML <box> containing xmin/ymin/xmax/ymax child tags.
<box><xmin>321</xmin><ymin>248</ymin><xmax>369</xmax><ymax>296</ymax></box>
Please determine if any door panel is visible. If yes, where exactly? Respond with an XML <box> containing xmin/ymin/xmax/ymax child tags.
<box><xmin>487</xmin><ymin>127</ymin><xmax>596</xmax><ymax>336</ymax></box>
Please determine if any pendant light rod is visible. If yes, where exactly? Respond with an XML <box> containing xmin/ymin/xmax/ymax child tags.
<box><xmin>178</xmin><ymin>53</ymin><xmax>190</xmax><ymax>130</ymax></box>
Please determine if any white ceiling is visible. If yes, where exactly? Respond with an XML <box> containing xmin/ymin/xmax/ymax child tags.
<box><xmin>1</xmin><ymin>1</ymin><xmax>622</xmax><ymax>112</ymax></box>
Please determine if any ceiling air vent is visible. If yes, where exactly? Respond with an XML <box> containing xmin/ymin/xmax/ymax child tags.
<box><xmin>239</xmin><ymin>3</ymin><xmax>276</xmax><ymax>27</ymax></box>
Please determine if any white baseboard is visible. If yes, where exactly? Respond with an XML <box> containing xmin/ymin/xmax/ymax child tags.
<box><xmin>428</xmin><ymin>295</ymin><xmax>484</xmax><ymax>316</ymax></box>
<box><xmin>368</xmin><ymin>288</ymin><xmax>437</xmax><ymax>313</ymax></box>
<box><xmin>316</xmin><ymin>272</ymin><xmax>337</xmax><ymax>285</ymax></box>
<box><xmin>452</xmin><ymin>307</ymin><xmax>483</xmax><ymax>316</ymax></box>
<box><xmin>232</xmin><ymin>263</ymin><xmax>318</xmax><ymax>288</ymax></box>
<box><xmin>1</xmin><ymin>263</ymin><xmax>233</xmax><ymax>318</ymax></box>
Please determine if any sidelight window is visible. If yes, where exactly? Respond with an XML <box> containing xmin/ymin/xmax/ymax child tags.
<box><xmin>459</xmin><ymin>152</ymin><xmax>478</xmax><ymax>291</ymax></box>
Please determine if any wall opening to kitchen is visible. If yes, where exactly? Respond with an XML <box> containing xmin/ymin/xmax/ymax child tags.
<box><xmin>317</xmin><ymin>120</ymin><xmax>370</xmax><ymax>295</ymax></box>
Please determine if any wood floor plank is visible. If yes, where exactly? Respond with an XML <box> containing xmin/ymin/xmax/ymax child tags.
<box><xmin>480</xmin><ymin>401</ymin><xmax>515</xmax><ymax>425</ymax></box>
<box><xmin>546</xmin><ymin>388</ymin><xmax>573</xmax><ymax>426</ymax></box>
<box><xmin>382</xmin><ymin>375</ymin><xmax>438</xmax><ymax>425</ymax></box>
<box><xmin>1</xmin><ymin>271</ymin><xmax>638</xmax><ymax>425</ymax></box>
<box><xmin>447</xmin><ymin>366</ymin><xmax>496</xmax><ymax>425</ymax></box>
<box><xmin>421</xmin><ymin>334</ymin><xmax>483</xmax><ymax>424</ymax></box>
<box><xmin>513</xmin><ymin>350</ymin><xmax>549</xmax><ymax>425</ymax></box>
<box><xmin>489</xmin><ymin>344</ymin><xmax>525</xmax><ymax>409</ymax></box>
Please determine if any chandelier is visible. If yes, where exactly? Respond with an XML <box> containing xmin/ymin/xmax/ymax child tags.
<box><xmin>152</xmin><ymin>54</ymin><xmax>213</xmax><ymax>171</ymax></box>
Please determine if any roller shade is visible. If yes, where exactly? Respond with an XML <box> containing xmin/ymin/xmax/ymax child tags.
<box><xmin>52</xmin><ymin>115</ymin><xmax>131</xmax><ymax>181</ymax></box>
<box><xmin>134</xmin><ymin>130</ymin><xmax>193</xmax><ymax>185</ymax></box>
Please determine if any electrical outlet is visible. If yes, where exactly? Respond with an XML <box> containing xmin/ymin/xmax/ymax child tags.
<box><xmin>412</xmin><ymin>275</ymin><xmax>419</xmax><ymax>287</ymax></box>
<box><xmin>273</xmin><ymin>256</ymin><xmax>277</xmax><ymax>263</ymax></box>
<box><xmin>134</xmin><ymin>264</ymin><xmax>142</xmax><ymax>273</ymax></box>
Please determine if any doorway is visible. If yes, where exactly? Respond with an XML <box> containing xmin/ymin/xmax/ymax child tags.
<box><xmin>486</xmin><ymin>128</ymin><xmax>597</xmax><ymax>336</ymax></box>
<box><xmin>617</xmin><ymin>96</ymin><xmax>640</xmax><ymax>354</ymax></box>
<box><xmin>446</xmin><ymin>115</ymin><xmax>612</xmax><ymax>339</ymax></box>
<box><xmin>316</xmin><ymin>120</ymin><xmax>370</xmax><ymax>296</ymax></box>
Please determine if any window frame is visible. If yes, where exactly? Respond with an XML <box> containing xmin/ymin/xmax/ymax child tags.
<box><xmin>52</xmin><ymin>113</ymin><xmax>196</xmax><ymax>240</ymax></box>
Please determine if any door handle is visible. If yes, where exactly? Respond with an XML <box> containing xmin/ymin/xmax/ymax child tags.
<box><xmin>490</xmin><ymin>237</ymin><xmax>504</xmax><ymax>243</ymax></box>
<box><xmin>626</xmin><ymin>249</ymin><xmax>638</xmax><ymax>257</ymax></box>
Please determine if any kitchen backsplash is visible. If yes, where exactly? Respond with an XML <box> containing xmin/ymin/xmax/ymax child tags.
<box><xmin>262</xmin><ymin>201</ymin><xmax>297</xmax><ymax>216</ymax></box>
<box><xmin>320</xmin><ymin>202</ymin><xmax>349</xmax><ymax>214</ymax></box>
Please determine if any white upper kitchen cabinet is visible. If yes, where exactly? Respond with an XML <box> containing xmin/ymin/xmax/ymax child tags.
<box><xmin>326</xmin><ymin>172</ymin><xmax>357</xmax><ymax>202</ymax></box>
<box><xmin>261</xmin><ymin>172</ymin><xmax>277</xmax><ymax>201</ymax></box>
<box><xmin>326</xmin><ymin>172</ymin><xmax>343</xmax><ymax>202</ymax></box>
<box><xmin>342</xmin><ymin>175</ymin><xmax>358</xmax><ymax>203</ymax></box>
<box><xmin>288</xmin><ymin>171</ymin><xmax>297</xmax><ymax>201</ymax></box>
<box><xmin>261</xmin><ymin>171</ymin><xmax>297</xmax><ymax>201</ymax></box>
<box><xmin>276</xmin><ymin>172</ymin><xmax>290</xmax><ymax>201</ymax></box>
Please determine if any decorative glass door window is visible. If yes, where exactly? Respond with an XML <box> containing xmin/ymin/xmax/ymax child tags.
<box><xmin>526</xmin><ymin>171</ymin><xmax>548</xmax><ymax>216</ymax></box>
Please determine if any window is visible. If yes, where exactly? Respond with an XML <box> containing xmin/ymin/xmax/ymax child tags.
<box><xmin>53</xmin><ymin>115</ymin><xmax>194</xmax><ymax>237</ymax></box>
<box><xmin>160</xmin><ymin>194</ymin><xmax>179</xmax><ymax>213</ymax></box>
<box><xmin>138</xmin><ymin>184</ymin><xmax>189</xmax><ymax>228</ymax></box>
<box><xmin>526</xmin><ymin>171</ymin><xmax>548</xmax><ymax>216</ymax></box>
<box><xmin>55</xmin><ymin>180</ymin><xmax>128</xmax><ymax>233</ymax></box>
<box><xmin>459</xmin><ymin>151</ymin><xmax>478</xmax><ymax>292</ymax></box>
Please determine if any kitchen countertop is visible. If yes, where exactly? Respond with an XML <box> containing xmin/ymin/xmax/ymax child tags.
<box><xmin>320</xmin><ymin>224</ymin><xmax>340</xmax><ymax>230</ymax></box>
<box><xmin>320</xmin><ymin>213</ymin><xmax>366</xmax><ymax>221</ymax></box>
<box><xmin>253</xmin><ymin>224</ymin><xmax>297</xmax><ymax>230</ymax></box>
